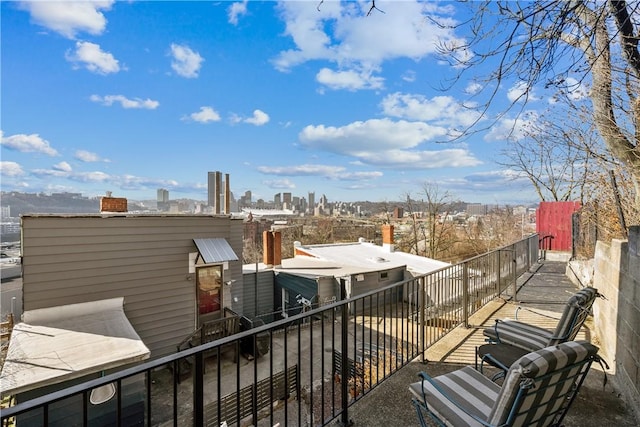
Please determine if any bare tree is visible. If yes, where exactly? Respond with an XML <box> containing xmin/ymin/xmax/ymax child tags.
<box><xmin>401</xmin><ymin>192</ymin><xmax>422</xmax><ymax>255</ymax></box>
<box><xmin>498</xmin><ymin>103</ymin><xmax>599</xmax><ymax>202</ymax></box>
<box><xmin>420</xmin><ymin>182</ymin><xmax>456</xmax><ymax>259</ymax></box>
<box><xmin>434</xmin><ymin>1</ymin><xmax>640</xmax><ymax>209</ymax></box>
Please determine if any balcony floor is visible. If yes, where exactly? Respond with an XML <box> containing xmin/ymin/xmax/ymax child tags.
<box><xmin>347</xmin><ymin>261</ymin><xmax>639</xmax><ymax>427</ymax></box>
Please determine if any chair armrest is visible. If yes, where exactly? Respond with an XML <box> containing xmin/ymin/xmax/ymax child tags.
<box><xmin>415</xmin><ymin>371</ymin><xmax>494</xmax><ymax>427</ymax></box>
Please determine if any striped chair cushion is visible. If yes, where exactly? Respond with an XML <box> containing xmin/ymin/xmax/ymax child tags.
<box><xmin>484</xmin><ymin>321</ymin><xmax>553</xmax><ymax>351</ymax></box>
<box><xmin>487</xmin><ymin>340</ymin><xmax>598</xmax><ymax>427</ymax></box>
<box><xmin>409</xmin><ymin>366</ymin><xmax>501</xmax><ymax>427</ymax></box>
<box><xmin>551</xmin><ymin>287</ymin><xmax>598</xmax><ymax>344</ymax></box>
<box><xmin>484</xmin><ymin>287</ymin><xmax>598</xmax><ymax>351</ymax></box>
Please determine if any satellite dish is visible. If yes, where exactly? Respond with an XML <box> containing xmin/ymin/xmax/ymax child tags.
<box><xmin>90</xmin><ymin>382</ymin><xmax>116</xmax><ymax>405</ymax></box>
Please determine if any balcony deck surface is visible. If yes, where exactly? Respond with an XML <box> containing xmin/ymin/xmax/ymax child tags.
<box><xmin>347</xmin><ymin>261</ymin><xmax>639</xmax><ymax>427</ymax></box>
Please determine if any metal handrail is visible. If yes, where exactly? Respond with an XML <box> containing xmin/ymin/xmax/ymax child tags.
<box><xmin>1</xmin><ymin>234</ymin><xmax>540</xmax><ymax>427</ymax></box>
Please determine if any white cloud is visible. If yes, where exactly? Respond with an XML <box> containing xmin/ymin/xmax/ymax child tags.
<box><xmin>300</xmin><ymin>118</ymin><xmax>447</xmax><ymax>154</ymax></box>
<box><xmin>258</xmin><ymin>164</ymin><xmax>346</xmax><ymax>176</ymax></box>
<box><xmin>334</xmin><ymin>171</ymin><xmax>383</xmax><ymax>181</ymax></box>
<box><xmin>185</xmin><ymin>106</ymin><xmax>221</xmax><ymax>123</ymax></box>
<box><xmin>228</xmin><ymin>1</ymin><xmax>248</xmax><ymax>25</ymax></box>
<box><xmin>263</xmin><ymin>179</ymin><xmax>296</xmax><ymax>189</ymax></box>
<box><xmin>507</xmin><ymin>81</ymin><xmax>540</xmax><ymax>103</ymax></box>
<box><xmin>356</xmin><ymin>148</ymin><xmax>482</xmax><ymax>169</ymax></box>
<box><xmin>258</xmin><ymin>164</ymin><xmax>383</xmax><ymax>182</ymax></box>
<box><xmin>402</xmin><ymin>70</ymin><xmax>416</xmax><ymax>83</ymax></box>
<box><xmin>380</xmin><ymin>92</ymin><xmax>483</xmax><ymax>129</ymax></box>
<box><xmin>170</xmin><ymin>43</ymin><xmax>204</xmax><ymax>78</ymax></box>
<box><xmin>484</xmin><ymin>112</ymin><xmax>539</xmax><ymax>142</ymax></box>
<box><xmin>465</xmin><ymin>82</ymin><xmax>482</xmax><ymax>95</ymax></box>
<box><xmin>20</xmin><ymin>0</ymin><xmax>114</xmax><ymax>38</ymax></box>
<box><xmin>32</xmin><ymin>166</ymin><xmax>111</xmax><ymax>182</ymax></box>
<box><xmin>53</xmin><ymin>161</ymin><xmax>72</xmax><ymax>172</ymax></box>
<box><xmin>0</xmin><ymin>161</ymin><xmax>25</xmax><ymax>176</ymax></box>
<box><xmin>316</xmin><ymin>67</ymin><xmax>384</xmax><ymax>91</ymax></box>
<box><xmin>564</xmin><ymin>77</ymin><xmax>589</xmax><ymax>101</ymax></box>
<box><xmin>90</xmin><ymin>94</ymin><xmax>159</xmax><ymax>109</ymax></box>
<box><xmin>66</xmin><ymin>41</ymin><xmax>121</xmax><ymax>74</ymax></box>
<box><xmin>75</xmin><ymin>150</ymin><xmax>109</xmax><ymax>163</ymax></box>
<box><xmin>299</xmin><ymin>118</ymin><xmax>481</xmax><ymax>169</ymax></box>
<box><xmin>1</xmin><ymin>132</ymin><xmax>59</xmax><ymax>156</ymax></box>
<box><xmin>273</xmin><ymin>1</ymin><xmax>465</xmax><ymax>77</ymax></box>
<box><xmin>442</xmin><ymin>169</ymin><xmax>532</xmax><ymax>194</ymax></box>
<box><xmin>244</xmin><ymin>109</ymin><xmax>270</xmax><ymax>126</ymax></box>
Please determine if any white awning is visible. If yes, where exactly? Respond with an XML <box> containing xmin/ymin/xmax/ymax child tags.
<box><xmin>193</xmin><ymin>238</ymin><xmax>239</xmax><ymax>263</ymax></box>
<box><xmin>0</xmin><ymin>297</ymin><xmax>150</xmax><ymax>396</ymax></box>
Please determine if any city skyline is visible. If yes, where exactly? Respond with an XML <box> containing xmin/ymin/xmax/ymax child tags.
<box><xmin>1</xmin><ymin>2</ymin><xmax>586</xmax><ymax>205</ymax></box>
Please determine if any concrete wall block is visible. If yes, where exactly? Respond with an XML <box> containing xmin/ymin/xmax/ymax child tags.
<box><xmin>618</xmin><ymin>317</ymin><xmax>632</xmax><ymax>352</ymax></box>
<box><xmin>592</xmin><ymin>229</ymin><xmax>640</xmax><ymax>420</ymax></box>
<box><xmin>610</xmin><ymin>239</ymin><xmax>625</xmax><ymax>267</ymax></box>
<box><xmin>620</xmin><ymin>347</ymin><xmax>639</xmax><ymax>394</ymax></box>
<box><xmin>628</xmin><ymin>225</ymin><xmax>639</xmax><ymax>257</ymax></box>
<box><xmin>627</xmin><ymin>321</ymin><xmax>640</xmax><ymax>367</ymax></box>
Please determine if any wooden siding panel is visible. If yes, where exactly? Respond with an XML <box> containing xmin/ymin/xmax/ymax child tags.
<box><xmin>21</xmin><ymin>215</ymin><xmax>243</xmax><ymax>357</ymax></box>
<box><xmin>241</xmin><ymin>270</ymin><xmax>275</xmax><ymax>319</ymax></box>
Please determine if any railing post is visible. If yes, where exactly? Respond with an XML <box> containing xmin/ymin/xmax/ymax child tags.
<box><xmin>339</xmin><ymin>279</ymin><xmax>353</xmax><ymax>427</ymax></box>
<box><xmin>462</xmin><ymin>262</ymin><xmax>469</xmax><ymax>328</ymax></box>
<box><xmin>497</xmin><ymin>251</ymin><xmax>502</xmax><ymax>293</ymax></box>
<box><xmin>512</xmin><ymin>249</ymin><xmax>518</xmax><ymax>303</ymax></box>
<box><xmin>420</xmin><ymin>275</ymin><xmax>427</xmax><ymax>363</ymax></box>
<box><xmin>193</xmin><ymin>351</ymin><xmax>204</xmax><ymax>427</ymax></box>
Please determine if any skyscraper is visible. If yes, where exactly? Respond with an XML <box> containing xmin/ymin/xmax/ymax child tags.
<box><xmin>308</xmin><ymin>191</ymin><xmax>315</xmax><ymax>215</ymax></box>
<box><xmin>208</xmin><ymin>171</ymin><xmax>222</xmax><ymax>213</ymax></box>
<box><xmin>157</xmin><ymin>188</ymin><xmax>169</xmax><ymax>211</ymax></box>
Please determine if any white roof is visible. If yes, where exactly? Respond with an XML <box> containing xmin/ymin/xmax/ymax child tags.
<box><xmin>0</xmin><ymin>297</ymin><xmax>150</xmax><ymax>396</ymax></box>
<box><xmin>293</xmin><ymin>241</ymin><xmax>450</xmax><ymax>275</ymax></box>
<box><xmin>243</xmin><ymin>256</ymin><xmax>380</xmax><ymax>277</ymax></box>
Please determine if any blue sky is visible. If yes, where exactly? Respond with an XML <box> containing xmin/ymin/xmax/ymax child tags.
<box><xmin>1</xmin><ymin>1</ymin><xmax>576</xmax><ymax>205</ymax></box>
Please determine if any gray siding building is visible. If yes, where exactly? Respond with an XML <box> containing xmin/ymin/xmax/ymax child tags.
<box><xmin>20</xmin><ymin>214</ymin><xmax>244</xmax><ymax>357</ymax></box>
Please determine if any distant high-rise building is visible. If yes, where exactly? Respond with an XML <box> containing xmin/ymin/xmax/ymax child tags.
<box><xmin>157</xmin><ymin>188</ymin><xmax>169</xmax><ymax>202</ymax></box>
<box><xmin>240</xmin><ymin>190</ymin><xmax>252</xmax><ymax>208</ymax></box>
<box><xmin>1</xmin><ymin>205</ymin><xmax>11</xmax><ymax>219</ymax></box>
<box><xmin>308</xmin><ymin>192</ymin><xmax>315</xmax><ymax>215</ymax></box>
<box><xmin>274</xmin><ymin>193</ymin><xmax>281</xmax><ymax>209</ymax></box>
<box><xmin>466</xmin><ymin>203</ymin><xmax>488</xmax><ymax>216</ymax></box>
<box><xmin>157</xmin><ymin>188</ymin><xmax>169</xmax><ymax>211</ymax></box>
<box><xmin>283</xmin><ymin>192</ymin><xmax>292</xmax><ymax>206</ymax></box>
<box><xmin>224</xmin><ymin>173</ymin><xmax>230</xmax><ymax>214</ymax></box>
<box><xmin>208</xmin><ymin>171</ymin><xmax>222</xmax><ymax>213</ymax></box>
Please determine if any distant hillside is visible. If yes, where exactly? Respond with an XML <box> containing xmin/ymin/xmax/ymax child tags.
<box><xmin>1</xmin><ymin>192</ymin><xmax>145</xmax><ymax>217</ymax></box>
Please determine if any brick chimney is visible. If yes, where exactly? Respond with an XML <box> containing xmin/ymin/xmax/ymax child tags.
<box><xmin>381</xmin><ymin>224</ymin><xmax>394</xmax><ymax>252</ymax></box>
<box><xmin>262</xmin><ymin>230</ymin><xmax>282</xmax><ymax>268</ymax></box>
<box><xmin>263</xmin><ymin>230</ymin><xmax>274</xmax><ymax>267</ymax></box>
<box><xmin>100</xmin><ymin>193</ymin><xmax>128</xmax><ymax>213</ymax></box>
<box><xmin>224</xmin><ymin>173</ymin><xmax>230</xmax><ymax>215</ymax></box>
<box><xmin>272</xmin><ymin>230</ymin><xmax>282</xmax><ymax>267</ymax></box>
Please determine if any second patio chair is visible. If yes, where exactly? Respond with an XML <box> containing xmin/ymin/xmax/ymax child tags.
<box><xmin>483</xmin><ymin>286</ymin><xmax>599</xmax><ymax>352</ymax></box>
<box><xmin>409</xmin><ymin>340</ymin><xmax>601</xmax><ymax>427</ymax></box>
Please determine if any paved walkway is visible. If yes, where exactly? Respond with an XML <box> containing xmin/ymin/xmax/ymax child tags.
<box><xmin>347</xmin><ymin>261</ymin><xmax>638</xmax><ymax>427</ymax></box>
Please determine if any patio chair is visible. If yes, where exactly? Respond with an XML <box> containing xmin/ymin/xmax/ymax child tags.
<box><xmin>409</xmin><ymin>340</ymin><xmax>601</xmax><ymax>427</ymax></box>
<box><xmin>483</xmin><ymin>287</ymin><xmax>599</xmax><ymax>352</ymax></box>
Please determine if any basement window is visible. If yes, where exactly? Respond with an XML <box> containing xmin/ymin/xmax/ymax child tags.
<box><xmin>379</xmin><ymin>271</ymin><xmax>389</xmax><ymax>281</ymax></box>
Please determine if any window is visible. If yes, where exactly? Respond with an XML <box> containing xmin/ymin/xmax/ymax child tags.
<box><xmin>379</xmin><ymin>271</ymin><xmax>389</xmax><ymax>281</ymax></box>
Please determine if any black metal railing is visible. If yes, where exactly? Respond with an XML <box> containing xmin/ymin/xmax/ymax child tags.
<box><xmin>1</xmin><ymin>234</ymin><xmax>540</xmax><ymax>427</ymax></box>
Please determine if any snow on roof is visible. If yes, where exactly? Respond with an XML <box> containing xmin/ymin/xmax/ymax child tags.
<box><xmin>294</xmin><ymin>240</ymin><xmax>450</xmax><ymax>275</ymax></box>
<box><xmin>0</xmin><ymin>298</ymin><xmax>150</xmax><ymax>396</ymax></box>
